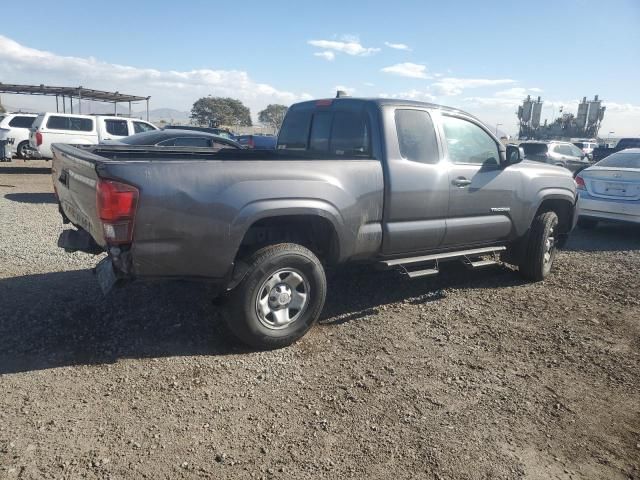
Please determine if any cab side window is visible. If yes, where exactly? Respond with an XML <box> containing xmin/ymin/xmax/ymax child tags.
<box><xmin>105</xmin><ymin>119</ymin><xmax>129</xmax><ymax>136</ymax></box>
<box><xmin>133</xmin><ymin>122</ymin><xmax>156</xmax><ymax>134</ymax></box>
<box><xmin>395</xmin><ymin>109</ymin><xmax>439</xmax><ymax>164</ymax></box>
<box><xmin>442</xmin><ymin>116</ymin><xmax>499</xmax><ymax>166</ymax></box>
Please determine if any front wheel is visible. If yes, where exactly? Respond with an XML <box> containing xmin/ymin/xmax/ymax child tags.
<box><xmin>224</xmin><ymin>243</ymin><xmax>327</xmax><ymax>349</ymax></box>
<box><xmin>519</xmin><ymin>211</ymin><xmax>559</xmax><ymax>281</ymax></box>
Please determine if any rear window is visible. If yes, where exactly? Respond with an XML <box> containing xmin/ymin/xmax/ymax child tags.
<box><xmin>618</xmin><ymin>139</ymin><xmax>640</xmax><ymax>149</ymax></box>
<box><xmin>596</xmin><ymin>152</ymin><xmax>640</xmax><ymax>169</ymax></box>
<box><xmin>395</xmin><ymin>109</ymin><xmax>439</xmax><ymax>164</ymax></box>
<box><xmin>8</xmin><ymin>116</ymin><xmax>35</xmax><ymax>128</ymax></box>
<box><xmin>329</xmin><ymin>111</ymin><xmax>369</xmax><ymax>156</ymax></box>
<box><xmin>521</xmin><ymin>143</ymin><xmax>548</xmax><ymax>155</ymax></box>
<box><xmin>46</xmin><ymin>116</ymin><xmax>93</xmax><ymax>132</ymax></box>
<box><xmin>309</xmin><ymin>112</ymin><xmax>332</xmax><ymax>152</ymax></box>
<box><xmin>104</xmin><ymin>119</ymin><xmax>129</xmax><ymax>136</ymax></box>
<box><xmin>277</xmin><ymin>110</ymin><xmax>312</xmax><ymax>150</ymax></box>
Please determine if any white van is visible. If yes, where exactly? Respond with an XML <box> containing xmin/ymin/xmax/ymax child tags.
<box><xmin>29</xmin><ymin>113</ymin><xmax>157</xmax><ymax>159</ymax></box>
<box><xmin>0</xmin><ymin>113</ymin><xmax>38</xmax><ymax>158</ymax></box>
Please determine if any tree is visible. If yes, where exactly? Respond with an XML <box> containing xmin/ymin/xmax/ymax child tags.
<box><xmin>190</xmin><ymin>97</ymin><xmax>251</xmax><ymax>128</ymax></box>
<box><xmin>258</xmin><ymin>104</ymin><xmax>288</xmax><ymax>131</ymax></box>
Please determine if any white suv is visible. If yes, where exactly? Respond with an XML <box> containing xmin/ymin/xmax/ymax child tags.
<box><xmin>29</xmin><ymin>113</ymin><xmax>157</xmax><ymax>159</ymax></box>
<box><xmin>0</xmin><ymin>113</ymin><xmax>38</xmax><ymax>158</ymax></box>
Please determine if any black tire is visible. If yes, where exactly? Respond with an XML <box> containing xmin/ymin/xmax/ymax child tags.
<box><xmin>577</xmin><ymin>217</ymin><xmax>598</xmax><ymax>229</ymax></box>
<box><xmin>224</xmin><ymin>243</ymin><xmax>326</xmax><ymax>349</ymax></box>
<box><xmin>16</xmin><ymin>141</ymin><xmax>30</xmax><ymax>159</ymax></box>
<box><xmin>519</xmin><ymin>211</ymin><xmax>559</xmax><ymax>281</ymax></box>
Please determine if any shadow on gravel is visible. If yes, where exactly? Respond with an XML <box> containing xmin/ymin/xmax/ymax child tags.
<box><xmin>0</xmin><ymin>263</ymin><xmax>526</xmax><ymax>374</ymax></box>
<box><xmin>4</xmin><ymin>192</ymin><xmax>57</xmax><ymax>204</ymax></box>
<box><xmin>0</xmin><ymin>270</ymin><xmax>249</xmax><ymax>375</ymax></box>
<box><xmin>566</xmin><ymin>223</ymin><xmax>640</xmax><ymax>252</ymax></box>
<box><xmin>0</xmin><ymin>166</ymin><xmax>51</xmax><ymax>175</ymax></box>
<box><xmin>320</xmin><ymin>262</ymin><xmax>525</xmax><ymax>325</ymax></box>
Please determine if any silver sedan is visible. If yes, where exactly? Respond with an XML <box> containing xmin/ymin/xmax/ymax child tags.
<box><xmin>576</xmin><ymin>148</ymin><xmax>640</xmax><ymax>228</ymax></box>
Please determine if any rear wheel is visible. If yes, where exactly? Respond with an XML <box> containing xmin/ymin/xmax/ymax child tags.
<box><xmin>224</xmin><ymin>243</ymin><xmax>326</xmax><ymax>349</ymax></box>
<box><xmin>16</xmin><ymin>141</ymin><xmax>30</xmax><ymax>159</ymax></box>
<box><xmin>577</xmin><ymin>217</ymin><xmax>598</xmax><ymax>229</ymax></box>
<box><xmin>519</xmin><ymin>211</ymin><xmax>559</xmax><ymax>281</ymax></box>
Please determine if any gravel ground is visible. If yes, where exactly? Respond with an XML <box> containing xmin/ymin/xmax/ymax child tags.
<box><xmin>1</xmin><ymin>160</ymin><xmax>639</xmax><ymax>480</ymax></box>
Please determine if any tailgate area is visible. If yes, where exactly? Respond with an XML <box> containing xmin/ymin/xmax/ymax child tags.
<box><xmin>52</xmin><ymin>144</ymin><xmax>106</xmax><ymax>247</ymax></box>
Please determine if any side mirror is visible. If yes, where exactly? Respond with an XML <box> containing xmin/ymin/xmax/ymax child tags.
<box><xmin>505</xmin><ymin>144</ymin><xmax>524</xmax><ymax>166</ymax></box>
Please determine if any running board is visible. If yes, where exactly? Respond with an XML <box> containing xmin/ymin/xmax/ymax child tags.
<box><xmin>464</xmin><ymin>259</ymin><xmax>500</xmax><ymax>269</ymax></box>
<box><xmin>381</xmin><ymin>246</ymin><xmax>506</xmax><ymax>268</ymax></box>
<box><xmin>407</xmin><ymin>267</ymin><xmax>440</xmax><ymax>279</ymax></box>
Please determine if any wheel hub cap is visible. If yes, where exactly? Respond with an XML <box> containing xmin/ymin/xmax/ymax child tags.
<box><xmin>255</xmin><ymin>269</ymin><xmax>310</xmax><ymax>330</ymax></box>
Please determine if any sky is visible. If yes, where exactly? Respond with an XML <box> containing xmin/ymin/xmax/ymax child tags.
<box><xmin>0</xmin><ymin>0</ymin><xmax>639</xmax><ymax>136</ymax></box>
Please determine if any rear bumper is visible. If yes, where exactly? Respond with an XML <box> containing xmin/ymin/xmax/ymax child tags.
<box><xmin>578</xmin><ymin>191</ymin><xmax>640</xmax><ymax>224</ymax></box>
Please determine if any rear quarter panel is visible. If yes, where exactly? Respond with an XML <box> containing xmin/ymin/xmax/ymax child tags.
<box><xmin>99</xmin><ymin>158</ymin><xmax>384</xmax><ymax>279</ymax></box>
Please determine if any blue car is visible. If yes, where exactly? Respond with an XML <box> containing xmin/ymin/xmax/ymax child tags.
<box><xmin>236</xmin><ymin>135</ymin><xmax>277</xmax><ymax>149</ymax></box>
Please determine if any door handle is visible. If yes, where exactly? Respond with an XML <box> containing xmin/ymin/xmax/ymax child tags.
<box><xmin>452</xmin><ymin>177</ymin><xmax>472</xmax><ymax>187</ymax></box>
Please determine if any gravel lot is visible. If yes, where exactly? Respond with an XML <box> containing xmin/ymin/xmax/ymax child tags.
<box><xmin>1</xmin><ymin>160</ymin><xmax>639</xmax><ymax>480</ymax></box>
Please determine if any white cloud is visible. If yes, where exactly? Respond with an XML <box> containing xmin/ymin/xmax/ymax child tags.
<box><xmin>0</xmin><ymin>35</ymin><xmax>312</xmax><ymax>117</ymax></box>
<box><xmin>378</xmin><ymin>89</ymin><xmax>437</xmax><ymax>102</ymax></box>
<box><xmin>384</xmin><ymin>41</ymin><xmax>411</xmax><ymax>51</ymax></box>
<box><xmin>307</xmin><ymin>39</ymin><xmax>380</xmax><ymax>57</ymax></box>
<box><xmin>363</xmin><ymin>82</ymin><xmax>375</xmax><ymax>87</ymax></box>
<box><xmin>432</xmin><ymin>77</ymin><xmax>516</xmax><ymax>96</ymax></box>
<box><xmin>314</xmin><ymin>51</ymin><xmax>335</xmax><ymax>61</ymax></box>
<box><xmin>381</xmin><ymin>62</ymin><xmax>429</xmax><ymax>79</ymax></box>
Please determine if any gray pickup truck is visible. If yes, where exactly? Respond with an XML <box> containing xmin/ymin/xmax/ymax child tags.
<box><xmin>52</xmin><ymin>97</ymin><xmax>578</xmax><ymax>348</ymax></box>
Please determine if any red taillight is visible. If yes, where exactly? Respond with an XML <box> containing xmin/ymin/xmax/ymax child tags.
<box><xmin>96</xmin><ymin>179</ymin><xmax>139</xmax><ymax>244</ymax></box>
<box><xmin>315</xmin><ymin>99</ymin><xmax>332</xmax><ymax>107</ymax></box>
<box><xmin>36</xmin><ymin>132</ymin><xmax>43</xmax><ymax>146</ymax></box>
<box><xmin>575</xmin><ymin>174</ymin><xmax>586</xmax><ymax>190</ymax></box>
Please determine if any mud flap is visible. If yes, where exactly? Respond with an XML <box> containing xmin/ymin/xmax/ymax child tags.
<box><xmin>58</xmin><ymin>229</ymin><xmax>103</xmax><ymax>254</ymax></box>
<box><xmin>95</xmin><ymin>257</ymin><xmax>117</xmax><ymax>295</ymax></box>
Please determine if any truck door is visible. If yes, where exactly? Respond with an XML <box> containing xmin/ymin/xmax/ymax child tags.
<box><xmin>381</xmin><ymin>108</ymin><xmax>449</xmax><ymax>255</ymax></box>
<box><xmin>438</xmin><ymin>114</ymin><xmax>516</xmax><ymax>247</ymax></box>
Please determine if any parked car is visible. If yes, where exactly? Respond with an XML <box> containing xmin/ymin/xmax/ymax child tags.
<box><xmin>29</xmin><ymin>113</ymin><xmax>158</xmax><ymax>159</ymax></box>
<box><xmin>52</xmin><ymin>97</ymin><xmax>577</xmax><ymax>348</ymax></box>
<box><xmin>520</xmin><ymin>141</ymin><xmax>590</xmax><ymax>173</ymax></box>
<box><xmin>572</xmin><ymin>140</ymin><xmax>598</xmax><ymax>160</ymax></box>
<box><xmin>576</xmin><ymin>148</ymin><xmax>640</xmax><ymax>228</ymax></box>
<box><xmin>592</xmin><ymin>138</ymin><xmax>640</xmax><ymax>163</ymax></box>
<box><xmin>163</xmin><ymin>125</ymin><xmax>235</xmax><ymax>140</ymax></box>
<box><xmin>236</xmin><ymin>134</ymin><xmax>277</xmax><ymax>149</ymax></box>
<box><xmin>0</xmin><ymin>113</ymin><xmax>38</xmax><ymax>158</ymax></box>
<box><xmin>103</xmin><ymin>129</ymin><xmax>242</xmax><ymax>149</ymax></box>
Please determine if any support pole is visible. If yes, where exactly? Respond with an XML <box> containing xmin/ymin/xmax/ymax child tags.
<box><xmin>78</xmin><ymin>88</ymin><xmax>82</xmax><ymax>114</ymax></box>
<box><xmin>70</xmin><ymin>96</ymin><xmax>73</xmax><ymax>114</ymax></box>
<box><xmin>62</xmin><ymin>96</ymin><xmax>66</xmax><ymax>113</ymax></box>
<box><xmin>115</xmin><ymin>101</ymin><xmax>117</xmax><ymax>116</ymax></box>
<box><xmin>129</xmin><ymin>101</ymin><xmax>131</xmax><ymax>117</ymax></box>
<box><xmin>146</xmin><ymin>97</ymin><xmax>150</xmax><ymax>121</ymax></box>
<box><xmin>56</xmin><ymin>95</ymin><xmax>59</xmax><ymax>113</ymax></box>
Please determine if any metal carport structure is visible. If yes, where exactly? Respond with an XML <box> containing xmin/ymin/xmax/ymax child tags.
<box><xmin>0</xmin><ymin>82</ymin><xmax>150</xmax><ymax>119</ymax></box>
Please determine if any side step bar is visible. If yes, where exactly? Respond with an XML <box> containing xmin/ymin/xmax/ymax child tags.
<box><xmin>381</xmin><ymin>246</ymin><xmax>506</xmax><ymax>267</ymax></box>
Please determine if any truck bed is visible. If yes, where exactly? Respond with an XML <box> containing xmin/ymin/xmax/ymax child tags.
<box><xmin>52</xmin><ymin>143</ymin><xmax>385</xmax><ymax>281</ymax></box>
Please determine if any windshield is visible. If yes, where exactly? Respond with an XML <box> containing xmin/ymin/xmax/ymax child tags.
<box><xmin>567</xmin><ymin>144</ymin><xmax>585</xmax><ymax>157</ymax></box>
<box><xmin>596</xmin><ymin>151</ymin><xmax>640</xmax><ymax>169</ymax></box>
